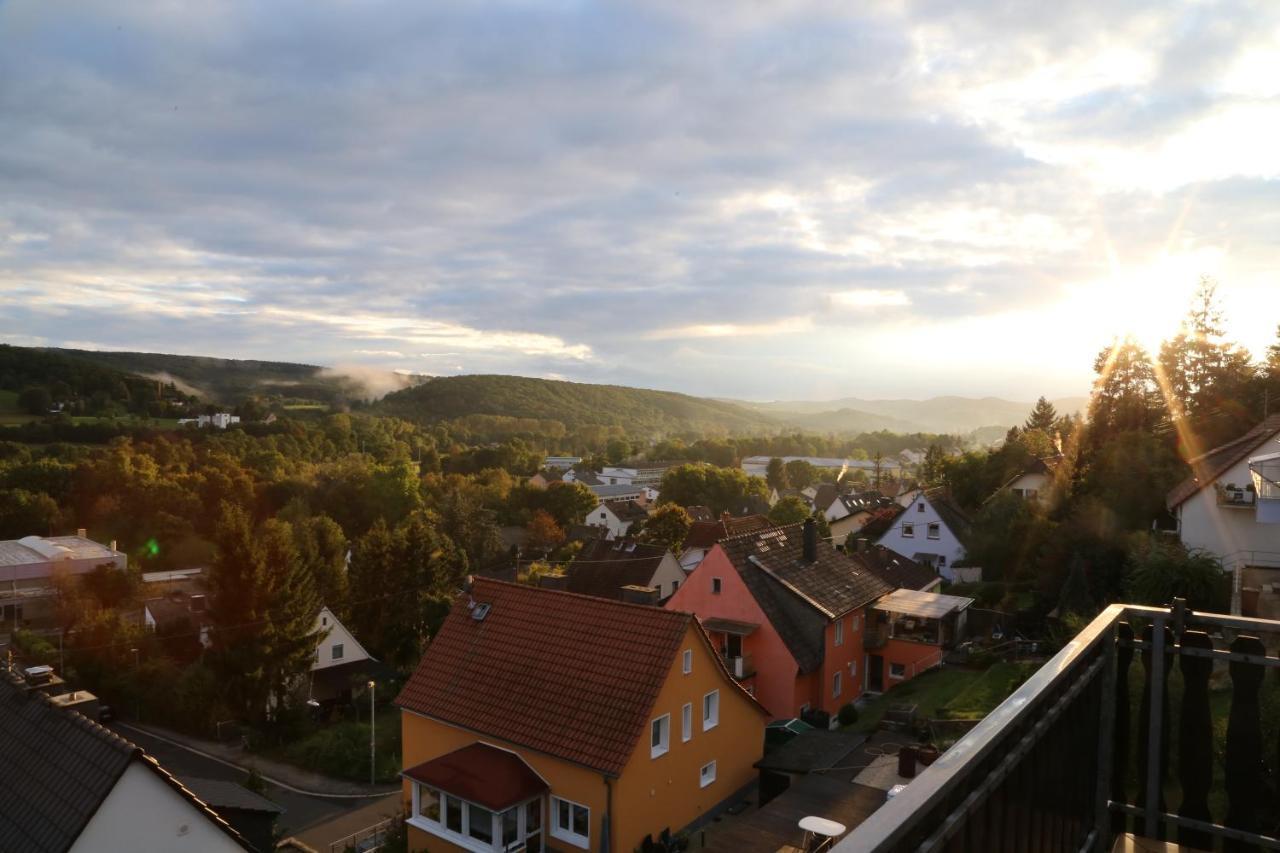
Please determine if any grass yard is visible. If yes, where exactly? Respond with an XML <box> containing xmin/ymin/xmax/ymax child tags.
<box><xmin>849</xmin><ymin>666</ymin><xmax>984</xmax><ymax>732</ymax></box>
<box><xmin>941</xmin><ymin>662</ymin><xmax>1039</xmax><ymax>719</ymax></box>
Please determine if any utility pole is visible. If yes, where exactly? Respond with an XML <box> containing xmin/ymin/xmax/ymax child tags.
<box><xmin>131</xmin><ymin>647</ymin><xmax>140</xmax><ymax>721</ymax></box>
<box><xmin>367</xmin><ymin>680</ymin><xmax>376</xmax><ymax>785</ymax></box>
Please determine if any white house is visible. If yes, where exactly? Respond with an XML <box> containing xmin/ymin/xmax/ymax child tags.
<box><xmin>989</xmin><ymin>457</ymin><xmax>1061</xmax><ymax>503</ymax></box>
<box><xmin>741</xmin><ymin>455</ymin><xmax>902</xmax><ymax>479</ymax></box>
<box><xmin>178</xmin><ymin>413</ymin><xmax>241</xmax><ymax>429</ymax></box>
<box><xmin>311</xmin><ymin>606</ymin><xmax>374</xmax><ymax>672</ymax></box>
<box><xmin>824</xmin><ymin>492</ymin><xmax>894</xmax><ymax>541</ymax></box>
<box><xmin>587</xmin><ymin>482</ymin><xmax>655</xmax><ymax>504</ymax></box>
<box><xmin>875</xmin><ymin>489</ymin><xmax>971</xmax><ymax>582</ymax></box>
<box><xmin>584</xmin><ymin>499</ymin><xmax>649</xmax><ymax>539</ymax></box>
<box><xmin>0</xmin><ymin>675</ymin><xmax>251</xmax><ymax>852</ymax></box>
<box><xmin>1167</xmin><ymin>415</ymin><xmax>1280</xmax><ymax>614</ymax></box>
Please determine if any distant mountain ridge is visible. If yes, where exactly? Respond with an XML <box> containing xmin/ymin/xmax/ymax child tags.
<box><xmin>725</xmin><ymin>394</ymin><xmax>1089</xmax><ymax>434</ymax></box>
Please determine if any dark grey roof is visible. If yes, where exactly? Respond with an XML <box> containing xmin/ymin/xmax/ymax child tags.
<box><xmin>567</xmin><ymin>539</ymin><xmax>669</xmax><ymax>601</ymax></box>
<box><xmin>0</xmin><ymin>675</ymin><xmax>250</xmax><ymax>852</ymax></box>
<box><xmin>179</xmin><ymin>777</ymin><xmax>284</xmax><ymax>814</ymax></box>
<box><xmin>720</xmin><ymin>524</ymin><xmax>894</xmax><ymax>674</ymax></box>
<box><xmin>856</xmin><ymin>546</ymin><xmax>938</xmax><ymax>591</ymax></box>
<box><xmin>756</xmin><ymin>730</ymin><xmax>867</xmax><ymax>774</ymax></box>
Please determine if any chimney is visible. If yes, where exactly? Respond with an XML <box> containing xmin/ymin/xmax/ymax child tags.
<box><xmin>803</xmin><ymin>517</ymin><xmax>818</xmax><ymax>563</ymax></box>
<box><xmin>110</xmin><ymin>540</ymin><xmax>117</xmax><ymax>553</ymax></box>
<box><xmin>855</xmin><ymin>537</ymin><xmax>869</xmax><ymax>553</ymax></box>
<box><xmin>77</xmin><ymin>528</ymin><xmax>87</xmax><ymax>539</ymax></box>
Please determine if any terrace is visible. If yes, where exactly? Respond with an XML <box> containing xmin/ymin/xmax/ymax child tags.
<box><xmin>835</xmin><ymin>599</ymin><xmax>1280</xmax><ymax>852</ymax></box>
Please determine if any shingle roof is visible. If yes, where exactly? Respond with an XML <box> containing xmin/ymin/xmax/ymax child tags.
<box><xmin>604</xmin><ymin>499</ymin><xmax>650</xmax><ymax>522</ymax></box>
<box><xmin>683</xmin><ymin>515</ymin><xmax>775</xmax><ymax>550</ymax></box>
<box><xmin>403</xmin><ymin>743</ymin><xmax>548</xmax><ymax>812</ymax></box>
<box><xmin>1166</xmin><ymin>415</ymin><xmax>1280</xmax><ymax>508</ymax></box>
<box><xmin>566</xmin><ymin>539</ymin><xmax>670</xmax><ymax>601</ymax></box>
<box><xmin>397</xmin><ymin>579</ymin><xmax>705</xmax><ymax>775</ymax></box>
<box><xmin>855</xmin><ymin>546</ymin><xmax>938</xmax><ymax>591</ymax></box>
<box><xmin>857</xmin><ymin>505</ymin><xmax>906</xmax><ymax>540</ymax></box>
<box><xmin>0</xmin><ymin>675</ymin><xmax>250</xmax><ymax>852</ymax></box>
<box><xmin>718</xmin><ymin>524</ymin><xmax>895</xmax><ymax>673</ymax></box>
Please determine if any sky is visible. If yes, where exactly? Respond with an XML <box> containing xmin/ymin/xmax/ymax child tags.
<box><xmin>2</xmin><ymin>0</ymin><xmax>1278</xmax><ymax>402</ymax></box>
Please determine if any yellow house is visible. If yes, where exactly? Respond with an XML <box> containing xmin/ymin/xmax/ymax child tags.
<box><xmin>397</xmin><ymin>577</ymin><xmax>768</xmax><ymax>853</ymax></box>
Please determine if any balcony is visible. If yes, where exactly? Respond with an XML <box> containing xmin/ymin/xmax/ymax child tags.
<box><xmin>723</xmin><ymin>653</ymin><xmax>755</xmax><ymax>680</ymax></box>
<box><xmin>1215</xmin><ymin>483</ymin><xmax>1257</xmax><ymax>508</ymax></box>
<box><xmin>834</xmin><ymin>600</ymin><xmax>1280</xmax><ymax>853</ymax></box>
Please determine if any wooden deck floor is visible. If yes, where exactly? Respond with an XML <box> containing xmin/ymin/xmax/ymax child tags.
<box><xmin>696</xmin><ymin>775</ymin><xmax>885</xmax><ymax>853</ymax></box>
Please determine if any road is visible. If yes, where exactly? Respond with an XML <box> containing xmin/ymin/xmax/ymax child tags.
<box><xmin>114</xmin><ymin>725</ymin><xmax>364</xmax><ymax>835</ymax></box>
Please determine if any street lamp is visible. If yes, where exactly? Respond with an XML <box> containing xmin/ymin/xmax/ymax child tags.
<box><xmin>367</xmin><ymin>680</ymin><xmax>376</xmax><ymax>786</ymax></box>
<box><xmin>131</xmin><ymin>648</ymin><xmax>140</xmax><ymax>721</ymax></box>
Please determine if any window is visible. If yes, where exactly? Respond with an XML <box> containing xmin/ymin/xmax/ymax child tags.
<box><xmin>411</xmin><ymin>785</ymin><xmax>543</xmax><ymax>851</ymax></box>
<box><xmin>682</xmin><ymin>703</ymin><xmax>692</xmax><ymax>742</ymax></box>
<box><xmin>890</xmin><ymin>662</ymin><xmax>906</xmax><ymax>679</ymax></box>
<box><xmin>418</xmin><ymin>786</ymin><xmax>441</xmax><ymax>822</ymax></box>
<box><xmin>927</xmin><ymin>523</ymin><xmax>940</xmax><ymax>540</ymax></box>
<box><xmin>672</xmin><ymin>579</ymin><xmax>679</xmax><ymax>592</ymax></box>
<box><xmin>799</xmin><ymin>703</ymin><xmax>811</xmax><ymax>716</ymax></box>
<box><xmin>902</xmin><ymin>523</ymin><xmax>915</xmax><ymax>538</ymax></box>
<box><xmin>833</xmin><ymin>671</ymin><xmax>842</xmax><ymax>698</ymax></box>
<box><xmin>599</xmin><ymin>512</ymin><xmax>606</xmax><ymax>519</ymax></box>
<box><xmin>834</xmin><ymin>619</ymin><xmax>843</xmax><ymax>646</ymax></box>
<box><xmin>651</xmin><ymin>714</ymin><xmax>670</xmax><ymax>758</ymax></box>
<box><xmin>682</xmin><ymin>649</ymin><xmax>692</xmax><ymax>674</ymax></box>
<box><xmin>321</xmin><ymin>615</ymin><xmax>328</xmax><ymax>627</ymax></box>
<box><xmin>849</xmin><ymin>660</ymin><xmax>857</xmax><ymax>677</ymax></box>
<box><xmin>331</xmin><ymin>643</ymin><xmax>344</xmax><ymax>660</ymax></box>
<box><xmin>851</xmin><ymin>614</ymin><xmax>860</xmax><ymax>632</ymax></box>
<box><xmin>552</xmin><ymin>797</ymin><xmax>590</xmax><ymax>849</ymax></box>
<box><xmin>700</xmin><ymin>761</ymin><xmax>717</xmax><ymax>788</ymax></box>
<box><xmin>712</xmin><ymin>577</ymin><xmax>722</xmax><ymax>594</ymax></box>
<box><xmin>469</xmin><ymin>804</ymin><xmax>494</xmax><ymax>845</ymax></box>
<box><xmin>702</xmin><ymin>690</ymin><xmax>720</xmax><ymax>731</ymax></box>
<box><xmin>938</xmin><ymin>555</ymin><xmax>947</xmax><ymax>568</ymax></box>
<box><xmin>918</xmin><ymin>502</ymin><xmax>925</xmax><ymax>512</ymax></box>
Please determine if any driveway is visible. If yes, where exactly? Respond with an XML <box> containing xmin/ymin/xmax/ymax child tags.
<box><xmin>114</xmin><ymin>724</ymin><xmax>366</xmax><ymax>834</ymax></box>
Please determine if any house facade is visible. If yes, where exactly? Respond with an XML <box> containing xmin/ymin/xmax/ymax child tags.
<box><xmin>308</xmin><ymin>606</ymin><xmax>383</xmax><ymax>704</ymax></box>
<box><xmin>599</xmin><ymin>461</ymin><xmax>684</xmax><ymax>487</ymax></box>
<box><xmin>584</xmin><ymin>499</ymin><xmax>649</xmax><ymax>539</ymax></box>
<box><xmin>823</xmin><ymin>493</ymin><xmax>895</xmax><ymax>542</ymax></box>
<box><xmin>397</xmin><ymin>578</ymin><xmax>767</xmax><ymax>853</ymax></box>
<box><xmin>666</xmin><ymin>521</ymin><xmax>942</xmax><ymax>720</ymax></box>
<box><xmin>1167</xmin><ymin>415</ymin><xmax>1280</xmax><ymax>614</ymax></box>
<box><xmin>875</xmin><ymin>489</ymin><xmax>970</xmax><ymax>582</ymax></box>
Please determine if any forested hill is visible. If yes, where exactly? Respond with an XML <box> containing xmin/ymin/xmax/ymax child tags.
<box><xmin>376</xmin><ymin>374</ymin><xmax>781</xmax><ymax>436</ymax></box>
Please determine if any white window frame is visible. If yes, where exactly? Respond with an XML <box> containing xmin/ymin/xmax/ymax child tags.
<box><xmin>927</xmin><ymin>523</ymin><xmax>940</xmax><ymax>540</ymax></box>
<box><xmin>702</xmin><ymin>689</ymin><xmax>719</xmax><ymax>731</ymax></box>
<box><xmin>849</xmin><ymin>660</ymin><xmax>857</xmax><ymax>678</ymax></box>
<box><xmin>409</xmin><ymin>784</ymin><xmax>543</xmax><ymax>853</ymax></box>
<box><xmin>834</xmin><ymin>619</ymin><xmax>844</xmax><ymax>646</ymax></box>
<box><xmin>681</xmin><ymin>703</ymin><xmax>692</xmax><ymax>742</ymax></box>
<box><xmin>890</xmin><ymin>662</ymin><xmax>906</xmax><ymax>680</ymax></box>
<box><xmin>331</xmin><ymin>643</ymin><xmax>344</xmax><ymax>660</ymax></box>
<box><xmin>551</xmin><ymin>796</ymin><xmax>590</xmax><ymax>850</ymax></box>
<box><xmin>833</xmin><ymin>671</ymin><xmax>842</xmax><ymax>698</ymax></box>
<box><xmin>682</xmin><ymin>649</ymin><xmax>692</xmax><ymax>675</ymax></box>
<box><xmin>700</xmin><ymin>760</ymin><xmax>717</xmax><ymax>788</ymax></box>
<box><xmin>902</xmin><ymin>522</ymin><xmax>915</xmax><ymax>538</ymax></box>
<box><xmin>650</xmin><ymin>714</ymin><xmax>670</xmax><ymax>758</ymax></box>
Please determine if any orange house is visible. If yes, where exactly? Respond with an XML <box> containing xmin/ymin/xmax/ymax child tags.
<box><xmin>396</xmin><ymin>578</ymin><xmax>768</xmax><ymax>853</ymax></box>
<box><xmin>665</xmin><ymin>520</ymin><xmax>941</xmax><ymax>720</ymax></box>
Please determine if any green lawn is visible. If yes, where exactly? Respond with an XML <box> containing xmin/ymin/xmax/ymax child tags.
<box><xmin>941</xmin><ymin>662</ymin><xmax>1038</xmax><ymax>718</ymax></box>
<box><xmin>849</xmin><ymin>667</ymin><xmax>985</xmax><ymax>732</ymax></box>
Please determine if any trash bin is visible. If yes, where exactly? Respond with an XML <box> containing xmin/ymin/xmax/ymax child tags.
<box><xmin>898</xmin><ymin>745</ymin><xmax>917</xmax><ymax>778</ymax></box>
<box><xmin>916</xmin><ymin>744</ymin><xmax>940</xmax><ymax>766</ymax></box>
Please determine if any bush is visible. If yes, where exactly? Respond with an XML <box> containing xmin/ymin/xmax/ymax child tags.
<box><xmin>837</xmin><ymin>702</ymin><xmax>859</xmax><ymax>727</ymax></box>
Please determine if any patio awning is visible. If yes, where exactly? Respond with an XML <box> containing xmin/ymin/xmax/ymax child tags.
<box><xmin>403</xmin><ymin>743</ymin><xmax>548</xmax><ymax>811</ymax></box>
<box><xmin>873</xmin><ymin>588</ymin><xmax>974</xmax><ymax>620</ymax></box>
<box><xmin>702</xmin><ymin>617</ymin><xmax>759</xmax><ymax>636</ymax></box>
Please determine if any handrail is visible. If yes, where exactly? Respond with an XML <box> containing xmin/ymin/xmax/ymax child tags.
<box><xmin>833</xmin><ymin>603</ymin><xmax>1124</xmax><ymax>852</ymax></box>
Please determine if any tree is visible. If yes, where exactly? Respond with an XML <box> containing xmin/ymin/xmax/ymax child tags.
<box><xmin>783</xmin><ymin>459</ymin><xmax>817</xmax><ymax>490</ymax></box>
<box><xmin>1125</xmin><ymin>536</ymin><xmax>1226</xmax><ymax>611</ymax></box>
<box><xmin>538</xmin><ymin>481</ymin><xmax>598</xmax><ymax>528</ymax></box>
<box><xmin>658</xmin><ymin>464</ymin><xmax>769</xmax><ymax>515</ymax></box>
<box><xmin>17</xmin><ymin>385</ymin><xmax>52</xmax><ymax>415</ymax></box>
<box><xmin>640</xmin><ymin>504</ymin><xmax>693</xmax><ymax>553</ymax></box>
<box><xmin>525</xmin><ymin>510</ymin><xmax>566</xmax><ymax>554</ymax></box>
<box><xmin>768</xmin><ymin>496</ymin><xmax>811</xmax><ymax>525</ymax></box>
<box><xmin>921</xmin><ymin>444</ymin><xmax>947</xmax><ymax>486</ymax></box>
<box><xmin>1158</xmin><ymin>278</ymin><xmax>1254</xmax><ymax>423</ymax></box>
<box><xmin>0</xmin><ymin>488</ymin><xmax>61</xmax><ymax>538</ymax></box>
<box><xmin>765</xmin><ymin>457</ymin><xmax>788</xmax><ymax>491</ymax></box>
<box><xmin>296</xmin><ymin>515</ymin><xmax>349</xmax><ymax>608</ymax></box>
<box><xmin>605</xmin><ymin>438</ymin><xmax>631</xmax><ymax>465</ymax></box>
<box><xmin>1024</xmin><ymin>397</ymin><xmax>1058</xmax><ymax>433</ymax></box>
<box><xmin>1088</xmin><ymin>338</ymin><xmax>1165</xmax><ymax>441</ymax></box>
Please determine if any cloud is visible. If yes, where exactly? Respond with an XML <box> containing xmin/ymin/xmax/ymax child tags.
<box><xmin>1</xmin><ymin>0</ymin><xmax>1277</xmax><ymax>399</ymax></box>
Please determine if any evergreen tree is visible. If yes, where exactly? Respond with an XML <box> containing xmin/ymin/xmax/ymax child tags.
<box><xmin>1024</xmin><ymin>397</ymin><xmax>1058</xmax><ymax>433</ymax></box>
<box><xmin>296</xmin><ymin>515</ymin><xmax>348</xmax><ymax>609</ymax></box>
<box><xmin>347</xmin><ymin>518</ymin><xmax>397</xmax><ymax>661</ymax></box>
<box><xmin>920</xmin><ymin>444</ymin><xmax>947</xmax><ymax>486</ymax></box>
<box><xmin>1088</xmin><ymin>338</ymin><xmax>1165</xmax><ymax>441</ymax></box>
<box><xmin>765</xmin><ymin>457</ymin><xmax>788</xmax><ymax>491</ymax></box>
<box><xmin>1158</xmin><ymin>277</ymin><xmax>1254</xmax><ymax>421</ymax></box>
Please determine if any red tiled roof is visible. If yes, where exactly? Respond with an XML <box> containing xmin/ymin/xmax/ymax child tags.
<box><xmin>683</xmin><ymin>515</ymin><xmax>774</xmax><ymax>550</ymax></box>
<box><xmin>403</xmin><ymin>743</ymin><xmax>548</xmax><ymax>811</ymax></box>
<box><xmin>396</xmin><ymin>578</ymin><xmax>694</xmax><ymax>776</ymax></box>
<box><xmin>1167</xmin><ymin>415</ymin><xmax>1280</xmax><ymax>508</ymax></box>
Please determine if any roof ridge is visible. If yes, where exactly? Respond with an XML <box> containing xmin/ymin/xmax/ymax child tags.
<box><xmin>472</xmin><ymin>576</ymin><xmax>692</xmax><ymax>621</ymax></box>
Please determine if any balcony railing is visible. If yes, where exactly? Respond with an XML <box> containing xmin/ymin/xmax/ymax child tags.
<box><xmin>834</xmin><ymin>600</ymin><xmax>1280</xmax><ymax>853</ymax></box>
<box><xmin>1216</xmin><ymin>484</ymin><xmax>1258</xmax><ymax>508</ymax></box>
<box><xmin>723</xmin><ymin>653</ymin><xmax>755</xmax><ymax>679</ymax></box>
